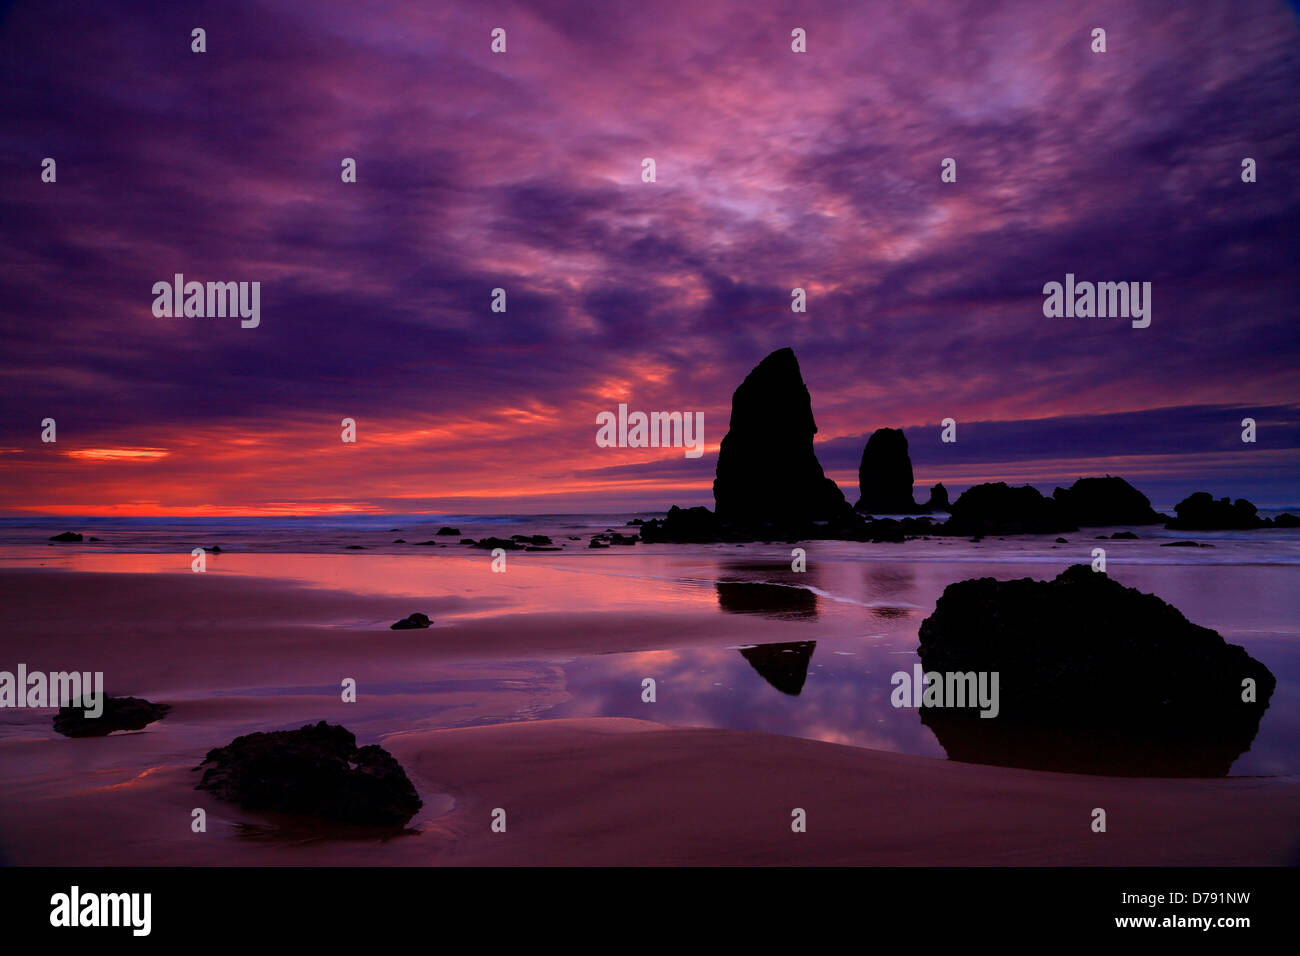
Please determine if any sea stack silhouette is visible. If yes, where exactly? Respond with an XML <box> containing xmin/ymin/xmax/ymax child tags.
<box><xmin>712</xmin><ymin>347</ymin><xmax>849</xmax><ymax>523</ymax></box>
<box><xmin>855</xmin><ymin>427</ymin><xmax>920</xmax><ymax>514</ymax></box>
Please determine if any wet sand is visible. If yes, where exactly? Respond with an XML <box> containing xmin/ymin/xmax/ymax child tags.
<box><xmin>1</xmin><ymin>566</ymin><xmax>1298</xmax><ymax>866</ymax></box>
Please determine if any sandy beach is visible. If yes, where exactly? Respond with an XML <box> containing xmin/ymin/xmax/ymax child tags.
<box><xmin>2</xmin><ymin>561</ymin><xmax>1297</xmax><ymax>867</ymax></box>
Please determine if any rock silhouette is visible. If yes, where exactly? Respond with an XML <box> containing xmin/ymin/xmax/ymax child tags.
<box><xmin>712</xmin><ymin>348</ymin><xmax>849</xmax><ymax>524</ymax></box>
<box><xmin>1167</xmin><ymin>492</ymin><xmax>1266</xmax><ymax>530</ymax></box>
<box><xmin>916</xmin><ymin>565</ymin><xmax>1275</xmax><ymax>776</ymax></box>
<box><xmin>195</xmin><ymin>721</ymin><xmax>422</xmax><ymax>827</ymax></box>
<box><xmin>942</xmin><ymin>482</ymin><xmax>1075</xmax><ymax>536</ymax></box>
<box><xmin>53</xmin><ymin>696</ymin><xmax>171</xmax><ymax>737</ymax></box>
<box><xmin>924</xmin><ymin>482</ymin><xmax>950</xmax><ymax>512</ymax></box>
<box><xmin>854</xmin><ymin>428</ymin><xmax>920</xmax><ymax>514</ymax></box>
<box><xmin>390</xmin><ymin>612</ymin><xmax>432</xmax><ymax>630</ymax></box>
<box><xmin>1052</xmin><ymin>476</ymin><xmax>1162</xmax><ymax>526</ymax></box>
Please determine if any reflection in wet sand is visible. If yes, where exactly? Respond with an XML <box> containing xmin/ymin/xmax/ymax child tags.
<box><xmin>738</xmin><ymin>642</ymin><xmax>817</xmax><ymax>696</ymax></box>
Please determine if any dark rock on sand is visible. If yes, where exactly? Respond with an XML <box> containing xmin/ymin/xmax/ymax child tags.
<box><xmin>436</xmin><ymin>527</ymin><xmax>460</xmax><ymax>536</ymax></box>
<box><xmin>393</xmin><ymin>539</ymin><xmax>406</xmax><ymax>544</ymax></box>
<box><xmin>194</xmin><ymin>721</ymin><xmax>421</xmax><ymax>827</ymax></box>
<box><xmin>1110</xmin><ymin>531</ymin><xmax>1139</xmax><ymax>539</ymax></box>
<box><xmin>345</xmin><ymin>545</ymin><xmax>366</xmax><ymax>550</ymax></box>
<box><xmin>1274</xmin><ymin>513</ymin><xmax>1300</xmax><ymax>528</ymax></box>
<box><xmin>1161</xmin><ymin>540</ymin><xmax>1213</xmax><ymax>548</ymax></box>
<box><xmin>390</xmin><ymin>612</ymin><xmax>432</xmax><ymax>630</ymax></box>
<box><xmin>1055</xmin><ymin>537</ymin><xmax>1069</xmax><ymax>544</ymax></box>
<box><xmin>589</xmin><ymin>532</ymin><xmax>637</xmax><ymax>547</ymax></box>
<box><xmin>511</xmin><ymin>534</ymin><xmax>553</xmax><ymax>546</ymax></box>
<box><xmin>916</xmin><ymin>565</ymin><xmax>1275</xmax><ymax>776</ymax></box>
<box><xmin>854</xmin><ymin>427</ymin><xmax>921</xmax><ymax>514</ymax></box>
<box><xmin>713</xmin><ymin>348</ymin><xmax>850</xmax><ymax>524</ymax></box>
<box><xmin>626</xmin><ymin>518</ymin><xmax>645</xmax><ymax>526</ymax></box>
<box><xmin>472</xmin><ymin>537</ymin><xmax>521</xmax><ymax>550</ymax></box>
<box><xmin>1051</xmin><ymin>476</ymin><xmax>1162</xmax><ymax>527</ymax></box>
<box><xmin>460</xmin><ymin>538</ymin><xmax>476</xmax><ymax>545</ymax></box>
<box><xmin>941</xmin><ymin>483</ymin><xmax>1075</xmax><ymax>536</ymax></box>
<box><xmin>54</xmin><ymin>696</ymin><xmax>171</xmax><ymax>737</ymax></box>
<box><xmin>1167</xmin><ymin>492</ymin><xmax>1267</xmax><ymax>530</ymax></box>
<box><xmin>48</xmin><ymin>531</ymin><xmax>82</xmax><ymax>542</ymax></box>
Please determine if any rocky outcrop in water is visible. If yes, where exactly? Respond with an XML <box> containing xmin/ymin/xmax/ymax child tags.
<box><xmin>1052</xmin><ymin>476</ymin><xmax>1162</xmax><ymax>526</ymax></box>
<box><xmin>854</xmin><ymin>428</ymin><xmax>920</xmax><ymax>514</ymax></box>
<box><xmin>924</xmin><ymin>482</ymin><xmax>950</xmax><ymax>512</ymax></box>
<box><xmin>712</xmin><ymin>348</ymin><xmax>850</xmax><ymax>525</ymax></box>
<box><xmin>1166</xmin><ymin>492</ymin><xmax>1269</xmax><ymax>530</ymax></box>
<box><xmin>940</xmin><ymin>482</ymin><xmax>1075</xmax><ymax>536</ymax></box>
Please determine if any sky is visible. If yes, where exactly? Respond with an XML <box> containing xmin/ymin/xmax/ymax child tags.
<box><xmin>1</xmin><ymin>0</ymin><xmax>1297</xmax><ymax>516</ymax></box>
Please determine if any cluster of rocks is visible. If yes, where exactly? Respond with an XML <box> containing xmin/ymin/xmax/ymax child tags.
<box><xmin>465</xmin><ymin>534</ymin><xmax>555</xmax><ymax>551</ymax></box>
<box><xmin>589</xmin><ymin>531</ymin><xmax>637</xmax><ymax>548</ymax></box>
<box><xmin>1167</xmin><ymin>492</ymin><xmax>1299</xmax><ymax>530</ymax></box>
<box><xmin>852</xmin><ymin>427</ymin><xmax>950</xmax><ymax>515</ymax></box>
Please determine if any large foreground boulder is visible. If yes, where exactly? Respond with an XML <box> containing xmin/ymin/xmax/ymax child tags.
<box><xmin>53</xmin><ymin>696</ymin><xmax>171</xmax><ymax>737</ymax></box>
<box><xmin>712</xmin><ymin>348</ymin><xmax>849</xmax><ymax>524</ymax></box>
<box><xmin>915</xmin><ymin>565</ymin><xmax>1275</xmax><ymax>776</ymax></box>
<box><xmin>1051</xmin><ymin>476</ymin><xmax>1162</xmax><ymax>526</ymax></box>
<box><xmin>854</xmin><ymin>428</ymin><xmax>921</xmax><ymax>514</ymax></box>
<box><xmin>941</xmin><ymin>482</ymin><xmax>1075</xmax><ymax>536</ymax></box>
<box><xmin>194</xmin><ymin>721</ymin><xmax>422</xmax><ymax>826</ymax></box>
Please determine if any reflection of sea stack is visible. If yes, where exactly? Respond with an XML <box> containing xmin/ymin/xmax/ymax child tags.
<box><xmin>738</xmin><ymin>641</ymin><xmax>817</xmax><ymax>695</ymax></box>
<box><xmin>713</xmin><ymin>348</ymin><xmax>849</xmax><ymax>523</ymax></box>
<box><xmin>854</xmin><ymin>428</ymin><xmax>919</xmax><ymax>514</ymax></box>
<box><xmin>916</xmin><ymin>565</ymin><xmax>1275</xmax><ymax>776</ymax></box>
<box><xmin>716</xmin><ymin>581</ymin><xmax>817</xmax><ymax>619</ymax></box>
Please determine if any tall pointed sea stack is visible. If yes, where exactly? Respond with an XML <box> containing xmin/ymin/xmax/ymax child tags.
<box><xmin>855</xmin><ymin>427</ymin><xmax>918</xmax><ymax>514</ymax></box>
<box><xmin>712</xmin><ymin>348</ymin><xmax>849</xmax><ymax>523</ymax></box>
